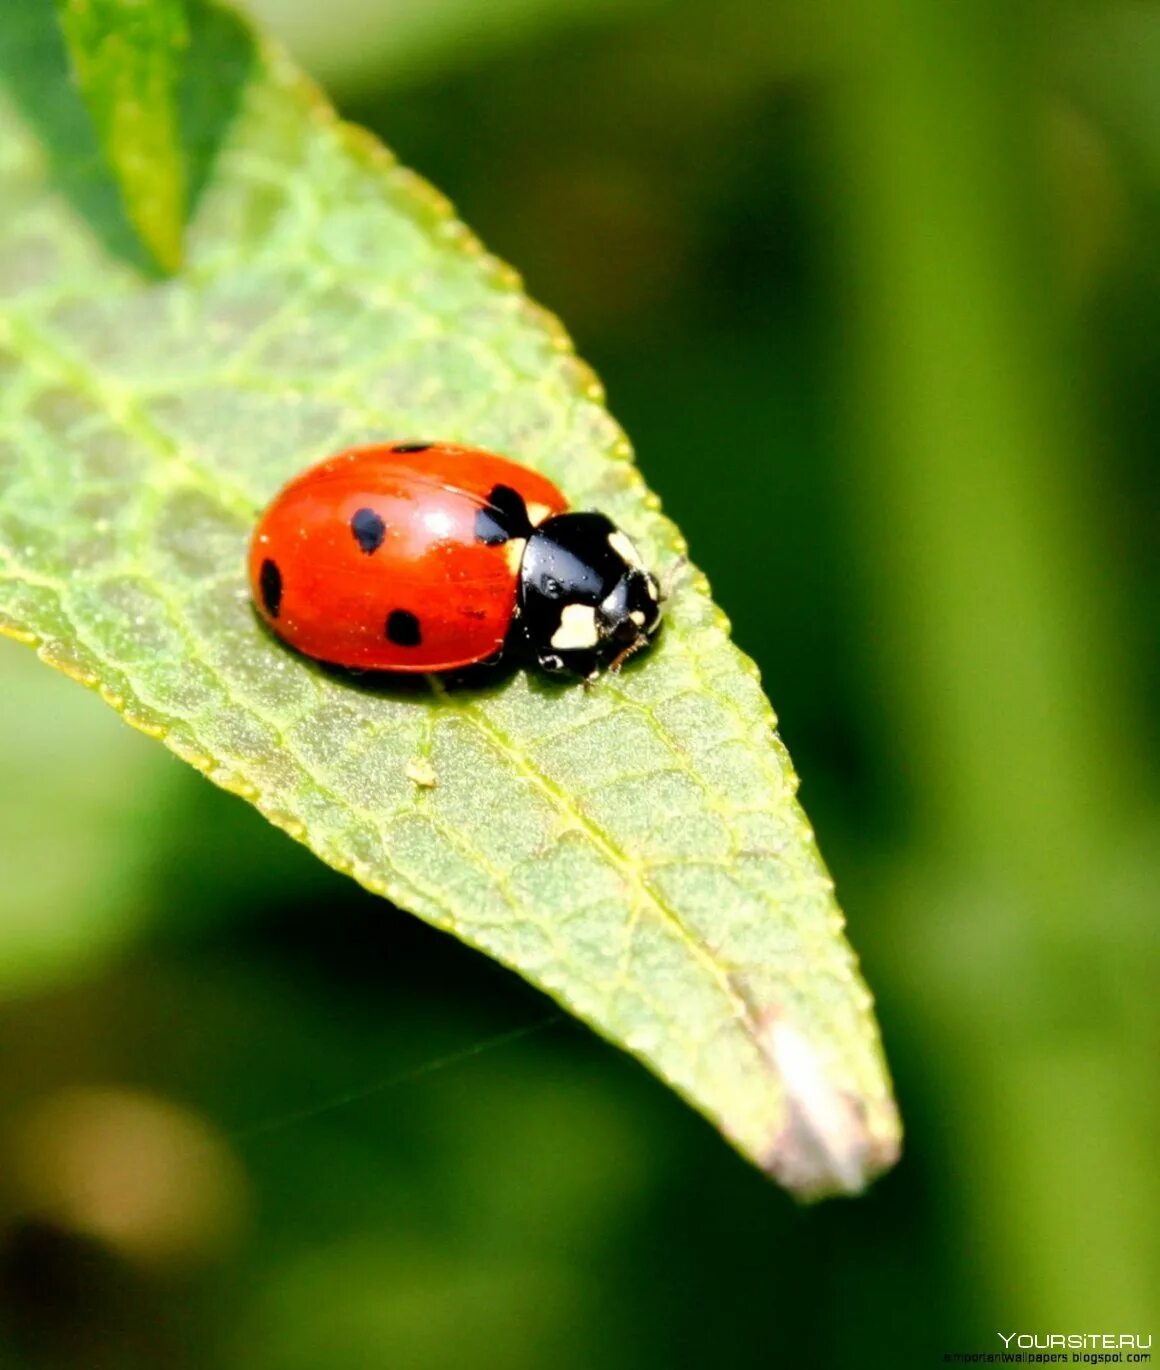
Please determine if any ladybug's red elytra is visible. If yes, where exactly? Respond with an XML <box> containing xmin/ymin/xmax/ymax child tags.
<box><xmin>249</xmin><ymin>442</ymin><xmax>664</xmax><ymax>679</ymax></box>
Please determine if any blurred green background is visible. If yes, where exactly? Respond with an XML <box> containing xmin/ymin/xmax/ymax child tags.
<box><xmin>1</xmin><ymin>0</ymin><xmax>1157</xmax><ymax>1366</ymax></box>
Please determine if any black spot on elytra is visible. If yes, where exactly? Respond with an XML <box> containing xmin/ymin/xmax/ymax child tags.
<box><xmin>351</xmin><ymin>506</ymin><xmax>386</xmax><ymax>555</ymax></box>
<box><xmin>259</xmin><ymin>559</ymin><xmax>282</xmax><ymax>618</ymax></box>
<box><xmin>475</xmin><ymin>484</ymin><xmax>531</xmax><ymax>545</ymax></box>
<box><xmin>392</xmin><ymin>442</ymin><xmax>432</xmax><ymax>454</ymax></box>
<box><xmin>386</xmin><ymin>609</ymin><xmax>422</xmax><ymax>647</ymax></box>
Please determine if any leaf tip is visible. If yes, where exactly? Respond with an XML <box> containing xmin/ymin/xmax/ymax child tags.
<box><xmin>756</xmin><ymin>1012</ymin><xmax>901</xmax><ymax>1200</ymax></box>
<box><xmin>135</xmin><ymin>210</ymin><xmax>185</xmax><ymax>275</ymax></box>
<box><xmin>119</xmin><ymin>154</ymin><xmax>187</xmax><ymax>273</ymax></box>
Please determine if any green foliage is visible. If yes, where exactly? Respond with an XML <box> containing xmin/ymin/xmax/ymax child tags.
<box><xmin>55</xmin><ymin>0</ymin><xmax>189</xmax><ymax>271</ymax></box>
<box><xmin>0</xmin><ymin>0</ymin><xmax>898</xmax><ymax>1193</ymax></box>
<box><xmin>0</xmin><ymin>647</ymin><xmax>173</xmax><ymax>992</ymax></box>
<box><xmin>245</xmin><ymin>0</ymin><xmax>666</xmax><ymax>96</ymax></box>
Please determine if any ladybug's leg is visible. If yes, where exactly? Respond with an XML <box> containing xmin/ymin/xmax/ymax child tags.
<box><xmin>537</xmin><ymin>647</ymin><xmax>602</xmax><ymax>683</ymax></box>
<box><xmin>539</xmin><ymin>650</ymin><xmax>592</xmax><ymax>687</ymax></box>
<box><xmin>608</xmin><ymin>633</ymin><xmax>650</xmax><ymax>674</ymax></box>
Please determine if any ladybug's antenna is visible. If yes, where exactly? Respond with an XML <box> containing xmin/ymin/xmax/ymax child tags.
<box><xmin>660</xmin><ymin>555</ymin><xmax>687</xmax><ymax>603</ymax></box>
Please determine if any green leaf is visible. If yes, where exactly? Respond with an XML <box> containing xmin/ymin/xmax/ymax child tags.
<box><xmin>55</xmin><ymin>0</ymin><xmax>188</xmax><ymax>272</ymax></box>
<box><xmin>0</xmin><ymin>0</ymin><xmax>900</xmax><ymax>1196</ymax></box>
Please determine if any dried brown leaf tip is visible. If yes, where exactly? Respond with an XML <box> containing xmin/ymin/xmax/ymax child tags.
<box><xmin>755</xmin><ymin>1011</ymin><xmax>901</xmax><ymax>1200</ymax></box>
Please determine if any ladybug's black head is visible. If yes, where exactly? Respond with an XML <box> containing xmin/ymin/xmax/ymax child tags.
<box><xmin>518</xmin><ymin>512</ymin><xmax>663</xmax><ymax>678</ymax></box>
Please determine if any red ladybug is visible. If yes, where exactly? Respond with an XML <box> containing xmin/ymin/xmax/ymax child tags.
<box><xmin>249</xmin><ymin>442</ymin><xmax>664</xmax><ymax>678</ymax></box>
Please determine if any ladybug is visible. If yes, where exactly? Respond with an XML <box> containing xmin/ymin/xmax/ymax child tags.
<box><xmin>249</xmin><ymin>442</ymin><xmax>664</xmax><ymax>679</ymax></box>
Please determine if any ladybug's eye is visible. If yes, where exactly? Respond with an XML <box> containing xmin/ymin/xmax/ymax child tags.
<box><xmin>612</xmin><ymin>618</ymin><xmax>638</xmax><ymax>643</ymax></box>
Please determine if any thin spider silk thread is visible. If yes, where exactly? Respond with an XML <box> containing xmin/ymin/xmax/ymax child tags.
<box><xmin>230</xmin><ymin>1015</ymin><xmax>563</xmax><ymax>1144</ymax></box>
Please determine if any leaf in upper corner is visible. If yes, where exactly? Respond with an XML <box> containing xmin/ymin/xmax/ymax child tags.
<box><xmin>56</xmin><ymin>0</ymin><xmax>189</xmax><ymax>272</ymax></box>
<box><xmin>0</xmin><ymin>0</ymin><xmax>900</xmax><ymax>1196</ymax></box>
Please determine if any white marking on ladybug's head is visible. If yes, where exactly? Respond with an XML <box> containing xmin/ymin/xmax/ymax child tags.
<box><xmin>607</xmin><ymin>530</ymin><xmax>645</xmax><ymax>569</ymax></box>
<box><xmin>646</xmin><ymin>577</ymin><xmax>659</xmax><ymax>600</ymax></box>
<box><xmin>502</xmin><ymin>537</ymin><xmax>526</xmax><ymax>574</ymax></box>
<box><xmin>629</xmin><ymin>610</ymin><xmax>646</xmax><ymax>627</ymax></box>
<box><xmin>550</xmin><ymin>603</ymin><xmax>599</xmax><ymax>651</ymax></box>
<box><xmin>526</xmin><ymin>501</ymin><xmax>554</xmax><ymax>527</ymax></box>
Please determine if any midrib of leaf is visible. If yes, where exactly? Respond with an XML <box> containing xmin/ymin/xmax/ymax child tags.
<box><xmin>431</xmin><ymin>682</ymin><xmax>756</xmax><ymax>1015</ymax></box>
<box><xmin>0</xmin><ymin>0</ymin><xmax>901</xmax><ymax>1195</ymax></box>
